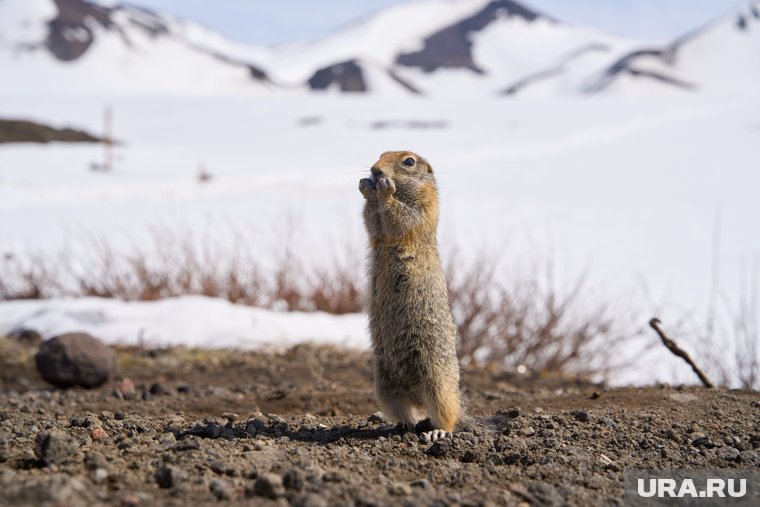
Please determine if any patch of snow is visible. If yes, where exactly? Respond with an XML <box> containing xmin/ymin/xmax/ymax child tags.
<box><xmin>0</xmin><ymin>296</ymin><xmax>370</xmax><ymax>350</ymax></box>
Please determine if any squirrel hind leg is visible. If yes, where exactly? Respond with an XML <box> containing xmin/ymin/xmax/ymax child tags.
<box><xmin>423</xmin><ymin>383</ymin><xmax>461</xmax><ymax>433</ymax></box>
<box><xmin>375</xmin><ymin>388</ymin><xmax>419</xmax><ymax>431</ymax></box>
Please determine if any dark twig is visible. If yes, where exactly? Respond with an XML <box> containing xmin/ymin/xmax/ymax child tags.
<box><xmin>649</xmin><ymin>318</ymin><xmax>714</xmax><ymax>388</ymax></box>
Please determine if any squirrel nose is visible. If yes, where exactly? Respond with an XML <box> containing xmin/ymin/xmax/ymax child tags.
<box><xmin>370</xmin><ymin>167</ymin><xmax>383</xmax><ymax>178</ymax></box>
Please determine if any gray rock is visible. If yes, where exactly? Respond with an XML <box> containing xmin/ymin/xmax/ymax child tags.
<box><xmin>572</xmin><ymin>410</ymin><xmax>590</xmax><ymax>422</ymax></box>
<box><xmin>718</xmin><ymin>446</ymin><xmax>740</xmax><ymax>462</ymax></box>
<box><xmin>35</xmin><ymin>431</ymin><xmax>78</xmax><ymax>465</ymax></box>
<box><xmin>155</xmin><ymin>465</ymin><xmax>186</xmax><ymax>489</ymax></box>
<box><xmin>253</xmin><ymin>473</ymin><xmax>285</xmax><ymax>498</ymax></box>
<box><xmin>424</xmin><ymin>439</ymin><xmax>450</xmax><ymax>457</ymax></box>
<box><xmin>35</xmin><ymin>333</ymin><xmax>115</xmax><ymax>388</ymax></box>
<box><xmin>739</xmin><ymin>450</ymin><xmax>760</xmax><ymax>466</ymax></box>
<box><xmin>209</xmin><ymin>478</ymin><xmax>232</xmax><ymax>500</ymax></box>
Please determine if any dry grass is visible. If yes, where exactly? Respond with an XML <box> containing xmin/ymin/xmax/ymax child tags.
<box><xmin>0</xmin><ymin>230</ymin><xmax>638</xmax><ymax>379</ymax></box>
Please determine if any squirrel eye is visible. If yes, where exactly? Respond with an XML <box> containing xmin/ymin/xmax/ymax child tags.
<box><xmin>402</xmin><ymin>157</ymin><xmax>415</xmax><ymax>168</ymax></box>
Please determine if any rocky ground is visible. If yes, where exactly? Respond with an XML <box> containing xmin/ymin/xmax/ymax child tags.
<box><xmin>0</xmin><ymin>335</ymin><xmax>759</xmax><ymax>506</ymax></box>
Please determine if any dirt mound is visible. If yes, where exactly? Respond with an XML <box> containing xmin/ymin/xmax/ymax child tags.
<box><xmin>0</xmin><ymin>337</ymin><xmax>758</xmax><ymax>506</ymax></box>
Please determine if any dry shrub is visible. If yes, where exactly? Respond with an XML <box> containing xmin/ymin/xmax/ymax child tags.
<box><xmin>0</xmin><ymin>228</ymin><xmax>638</xmax><ymax>379</ymax></box>
<box><xmin>446</xmin><ymin>249</ymin><xmax>638</xmax><ymax>379</ymax></box>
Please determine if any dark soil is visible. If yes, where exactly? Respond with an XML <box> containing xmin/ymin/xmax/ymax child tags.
<box><xmin>0</xmin><ymin>119</ymin><xmax>101</xmax><ymax>144</ymax></box>
<box><xmin>1</xmin><ymin>336</ymin><xmax>758</xmax><ymax>506</ymax></box>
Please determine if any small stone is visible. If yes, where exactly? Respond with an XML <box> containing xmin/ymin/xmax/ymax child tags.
<box><xmin>739</xmin><ymin>450</ymin><xmax>760</xmax><ymax>466</ymax></box>
<box><xmin>368</xmin><ymin>411</ymin><xmax>386</xmax><ymax>423</ymax></box>
<box><xmin>520</xmin><ymin>426</ymin><xmax>536</xmax><ymax>437</ymax></box>
<box><xmin>35</xmin><ymin>333</ymin><xmax>116</xmax><ymax>388</ymax></box>
<box><xmin>388</xmin><ymin>482</ymin><xmax>412</xmax><ymax>496</ymax></box>
<box><xmin>461</xmin><ymin>450</ymin><xmax>478</xmax><ymax>463</ymax></box>
<box><xmin>294</xmin><ymin>493</ymin><xmax>328</xmax><ymax>507</ymax></box>
<box><xmin>424</xmin><ymin>440</ymin><xmax>450</xmax><ymax>457</ymax></box>
<box><xmin>90</xmin><ymin>427</ymin><xmax>108</xmax><ymax>441</ymax></box>
<box><xmin>718</xmin><ymin>446</ymin><xmax>740</xmax><ymax>462</ymax></box>
<box><xmin>692</xmin><ymin>436</ymin><xmax>715</xmax><ymax>448</ymax></box>
<box><xmin>36</xmin><ymin>430</ymin><xmax>78</xmax><ymax>465</ymax></box>
<box><xmin>149</xmin><ymin>383</ymin><xmax>170</xmax><ymax>396</ymax></box>
<box><xmin>749</xmin><ymin>435</ymin><xmax>760</xmax><ymax>449</ymax></box>
<box><xmin>572</xmin><ymin>410</ymin><xmax>590</xmax><ymax>422</ymax></box>
<box><xmin>410</xmin><ymin>479</ymin><xmax>432</xmax><ymax>490</ymax></box>
<box><xmin>94</xmin><ymin>468</ymin><xmax>109</xmax><ymax>483</ymax></box>
<box><xmin>253</xmin><ymin>473</ymin><xmax>285</xmax><ymax>498</ymax></box>
<box><xmin>283</xmin><ymin>468</ymin><xmax>306</xmax><ymax>491</ymax></box>
<box><xmin>155</xmin><ymin>465</ymin><xmax>186</xmax><ymax>489</ymax></box>
<box><xmin>203</xmin><ymin>423</ymin><xmax>222</xmax><ymax>439</ymax></box>
<box><xmin>158</xmin><ymin>432</ymin><xmax>176</xmax><ymax>448</ymax></box>
<box><xmin>116</xmin><ymin>378</ymin><xmax>136</xmax><ymax>397</ymax></box>
<box><xmin>209</xmin><ymin>478</ymin><xmax>232</xmax><ymax>500</ymax></box>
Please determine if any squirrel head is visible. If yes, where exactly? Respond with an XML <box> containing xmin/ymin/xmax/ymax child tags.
<box><xmin>370</xmin><ymin>151</ymin><xmax>437</xmax><ymax>203</ymax></box>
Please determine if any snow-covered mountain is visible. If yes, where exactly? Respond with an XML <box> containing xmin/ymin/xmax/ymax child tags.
<box><xmin>0</xmin><ymin>0</ymin><xmax>274</xmax><ymax>95</ymax></box>
<box><xmin>586</xmin><ymin>1</ymin><xmax>760</xmax><ymax>96</ymax></box>
<box><xmin>270</xmin><ymin>0</ymin><xmax>638</xmax><ymax>97</ymax></box>
<box><xmin>0</xmin><ymin>0</ymin><xmax>758</xmax><ymax>97</ymax></box>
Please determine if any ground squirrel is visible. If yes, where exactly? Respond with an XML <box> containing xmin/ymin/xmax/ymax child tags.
<box><xmin>359</xmin><ymin>151</ymin><xmax>471</xmax><ymax>442</ymax></box>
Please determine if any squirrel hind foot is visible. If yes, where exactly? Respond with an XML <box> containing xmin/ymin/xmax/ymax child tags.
<box><xmin>420</xmin><ymin>429</ymin><xmax>449</xmax><ymax>443</ymax></box>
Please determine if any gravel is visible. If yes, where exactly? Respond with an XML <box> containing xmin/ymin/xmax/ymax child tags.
<box><xmin>1</xmin><ymin>339</ymin><xmax>758</xmax><ymax>506</ymax></box>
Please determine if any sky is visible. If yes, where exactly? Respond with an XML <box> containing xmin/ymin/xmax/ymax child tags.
<box><xmin>131</xmin><ymin>0</ymin><xmax>745</xmax><ymax>46</ymax></box>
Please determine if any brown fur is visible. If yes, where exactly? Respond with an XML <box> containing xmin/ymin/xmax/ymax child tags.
<box><xmin>359</xmin><ymin>151</ymin><xmax>462</xmax><ymax>432</ymax></box>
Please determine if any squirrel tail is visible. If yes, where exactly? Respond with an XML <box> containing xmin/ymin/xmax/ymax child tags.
<box><xmin>455</xmin><ymin>412</ymin><xmax>510</xmax><ymax>433</ymax></box>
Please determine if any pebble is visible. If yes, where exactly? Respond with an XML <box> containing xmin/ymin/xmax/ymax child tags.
<box><xmin>203</xmin><ymin>423</ymin><xmax>223</xmax><ymax>439</ymax></box>
<box><xmin>424</xmin><ymin>440</ymin><xmax>450</xmax><ymax>457</ymax></box>
<box><xmin>717</xmin><ymin>446</ymin><xmax>740</xmax><ymax>462</ymax></box>
<box><xmin>94</xmin><ymin>468</ymin><xmax>109</xmax><ymax>483</ymax></box>
<box><xmin>283</xmin><ymin>468</ymin><xmax>306</xmax><ymax>491</ymax></box>
<box><xmin>90</xmin><ymin>427</ymin><xmax>108</xmax><ymax>441</ymax></box>
<box><xmin>572</xmin><ymin>410</ymin><xmax>590</xmax><ymax>422</ymax></box>
<box><xmin>35</xmin><ymin>430</ymin><xmax>78</xmax><ymax>465</ymax></box>
<box><xmin>155</xmin><ymin>465</ymin><xmax>186</xmax><ymax>489</ymax></box>
<box><xmin>388</xmin><ymin>482</ymin><xmax>412</xmax><ymax>496</ymax></box>
<box><xmin>116</xmin><ymin>378</ymin><xmax>136</xmax><ymax>397</ymax></box>
<box><xmin>252</xmin><ymin>473</ymin><xmax>285</xmax><ymax>498</ymax></box>
<box><xmin>368</xmin><ymin>411</ymin><xmax>386</xmax><ymax>423</ymax></box>
<box><xmin>209</xmin><ymin>478</ymin><xmax>232</xmax><ymax>500</ymax></box>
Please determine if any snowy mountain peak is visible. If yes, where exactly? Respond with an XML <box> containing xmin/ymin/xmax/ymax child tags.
<box><xmin>395</xmin><ymin>0</ymin><xmax>549</xmax><ymax>73</ymax></box>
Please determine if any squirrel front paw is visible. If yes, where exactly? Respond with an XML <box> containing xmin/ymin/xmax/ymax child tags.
<box><xmin>376</xmin><ymin>177</ymin><xmax>396</xmax><ymax>197</ymax></box>
<box><xmin>359</xmin><ymin>178</ymin><xmax>376</xmax><ymax>199</ymax></box>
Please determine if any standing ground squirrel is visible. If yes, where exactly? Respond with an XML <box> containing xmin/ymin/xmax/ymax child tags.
<box><xmin>359</xmin><ymin>151</ymin><xmax>473</xmax><ymax>442</ymax></box>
